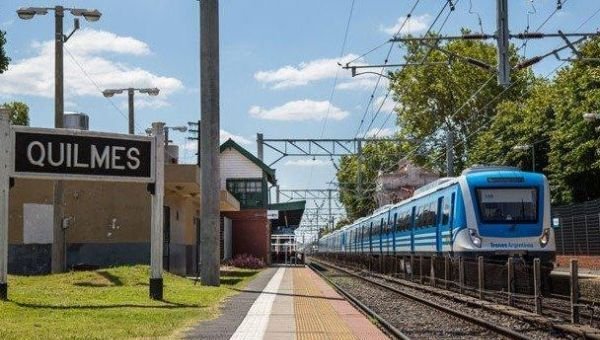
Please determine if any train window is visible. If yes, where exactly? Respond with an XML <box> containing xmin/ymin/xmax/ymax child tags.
<box><xmin>442</xmin><ymin>197</ymin><xmax>450</xmax><ymax>225</ymax></box>
<box><xmin>416</xmin><ymin>205</ymin><xmax>425</xmax><ymax>228</ymax></box>
<box><xmin>476</xmin><ymin>188</ymin><xmax>538</xmax><ymax>223</ymax></box>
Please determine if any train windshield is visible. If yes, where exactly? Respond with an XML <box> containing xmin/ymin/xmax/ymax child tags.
<box><xmin>476</xmin><ymin>188</ymin><xmax>537</xmax><ymax>223</ymax></box>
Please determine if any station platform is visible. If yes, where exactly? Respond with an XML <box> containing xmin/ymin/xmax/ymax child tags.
<box><xmin>184</xmin><ymin>266</ymin><xmax>388</xmax><ymax>340</ymax></box>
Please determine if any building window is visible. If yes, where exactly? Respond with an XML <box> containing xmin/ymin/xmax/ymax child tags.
<box><xmin>226</xmin><ymin>178</ymin><xmax>266</xmax><ymax>209</ymax></box>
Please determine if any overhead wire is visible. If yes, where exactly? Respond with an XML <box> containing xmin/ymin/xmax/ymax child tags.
<box><xmin>63</xmin><ymin>45</ymin><xmax>145</xmax><ymax>135</ymax></box>
<box><xmin>353</xmin><ymin>0</ymin><xmax>422</xmax><ymax>138</ymax></box>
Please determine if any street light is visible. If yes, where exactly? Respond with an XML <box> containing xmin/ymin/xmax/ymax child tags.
<box><xmin>164</xmin><ymin>125</ymin><xmax>188</xmax><ymax>146</ymax></box>
<box><xmin>102</xmin><ymin>87</ymin><xmax>160</xmax><ymax>134</ymax></box>
<box><xmin>17</xmin><ymin>5</ymin><xmax>101</xmax><ymax>274</ymax></box>
<box><xmin>512</xmin><ymin>144</ymin><xmax>535</xmax><ymax>172</ymax></box>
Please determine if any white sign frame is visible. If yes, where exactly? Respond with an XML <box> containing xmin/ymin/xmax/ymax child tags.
<box><xmin>9</xmin><ymin>126</ymin><xmax>156</xmax><ymax>183</ymax></box>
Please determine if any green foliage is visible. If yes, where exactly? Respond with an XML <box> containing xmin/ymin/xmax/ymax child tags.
<box><xmin>389</xmin><ymin>33</ymin><xmax>533</xmax><ymax>174</ymax></box>
<box><xmin>469</xmin><ymin>79</ymin><xmax>555</xmax><ymax>173</ymax></box>
<box><xmin>336</xmin><ymin>140</ymin><xmax>404</xmax><ymax>220</ymax></box>
<box><xmin>3</xmin><ymin>101</ymin><xmax>30</xmax><ymax>126</ymax></box>
<box><xmin>0</xmin><ymin>265</ymin><xmax>260</xmax><ymax>339</ymax></box>
<box><xmin>546</xmin><ymin>37</ymin><xmax>600</xmax><ymax>204</ymax></box>
<box><xmin>0</xmin><ymin>30</ymin><xmax>9</xmax><ymax>74</ymax></box>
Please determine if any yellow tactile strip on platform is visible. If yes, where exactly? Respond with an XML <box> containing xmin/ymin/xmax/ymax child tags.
<box><xmin>293</xmin><ymin>268</ymin><xmax>357</xmax><ymax>340</ymax></box>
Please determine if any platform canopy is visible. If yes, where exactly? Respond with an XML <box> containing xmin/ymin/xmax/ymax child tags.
<box><xmin>268</xmin><ymin>200</ymin><xmax>306</xmax><ymax>234</ymax></box>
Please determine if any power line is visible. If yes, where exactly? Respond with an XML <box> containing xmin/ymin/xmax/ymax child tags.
<box><xmin>63</xmin><ymin>46</ymin><xmax>144</xmax><ymax>134</ymax></box>
<box><xmin>352</xmin><ymin>0</ymin><xmax>422</xmax><ymax>138</ymax></box>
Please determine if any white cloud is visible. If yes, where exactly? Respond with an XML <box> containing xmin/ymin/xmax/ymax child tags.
<box><xmin>254</xmin><ymin>54</ymin><xmax>359</xmax><ymax>89</ymax></box>
<box><xmin>0</xmin><ymin>28</ymin><xmax>183</xmax><ymax>101</ymax></box>
<box><xmin>255</xmin><ymin>53</ymin><xmax>381</xmax><ymax>91</ymax></box>
<box><xmin>249</xmin><ymin>100</ymin><xmax>349</xmax><ymax>121</ymax></box>
<box><xmin>380</xmin><ymin>14</ymin><xmax>431</xmax><ymax>36</ymax></box>
<box><xmin>121</xmin><ymin>97</ymin><xmax>171</xmax><ymax>111</ymax></box>
<box><xmin>365</xmin><ymin>127</ymin><xmax>396</xmax><ymax>138</ymax></box>
<box><xmin>374</xmin><ymin>95</ymin><xmax>399</xmax><ymax>113</ymax></box>
<box><xmin>220</xmin><ymin>129</ymin><xmax>252</xmax><ymax>145</ymax></box>
<box><xmin>336</xmin><ymin>75</ymin><xmax>389</xmax><ymax>91</ymax></box>
<box><xmin>285</xmin><ymin>159</ymin><xmax>330</xmax><ymax>167</ymax></box>
<box><xmin>182</xmin><ymin>129</ymin><xmax>251</xmax><ymax>153</ymax></box>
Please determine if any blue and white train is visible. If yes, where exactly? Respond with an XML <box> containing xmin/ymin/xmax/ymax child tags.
<box><xmin>317</xmin><ymin>166</ymin><xmax>555</xmax><ymax>267</ymax></box>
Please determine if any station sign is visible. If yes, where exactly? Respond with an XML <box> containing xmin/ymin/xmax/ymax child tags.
<box><xmin>10</xmin><ymin>127</ymin><xmax>155</xmax><ymax>183</ymax></box>
<box><xmin>267</xmin><ymin>210</ymin><xmax>279</xmax><ymax>220</ymax></box>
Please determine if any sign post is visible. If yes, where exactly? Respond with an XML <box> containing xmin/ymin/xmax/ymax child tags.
<box><xmin>0</xmin><ymin>119</ymin><xmax>164</xmax><ymax>300</ymax></box>
<box><xmin>0</xmin><ymin>109</ymin><xmax>10</xmax><ymax>300</ymax></box>
<box><xmin>149</xmin><ymin>122</ymin><xmax>165</xmax><ymax>300</ymax></box>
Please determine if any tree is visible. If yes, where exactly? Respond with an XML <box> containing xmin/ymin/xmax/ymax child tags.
<box><xmin>546</xmin><ymin>37</ymin><xmax>600</xmax><ymax>204</ymax></box>
<box><xmin>469</xmin><ymin>79</ymin><xmax>555</xmax><ymax>173</ymax></box>
<box><xmin>3</xmin><ymin>101</ymin><xmax>30</xmax><ymax>126</ymax></box>
<box><xmin>389</xmin><ymin>31</ymin><xmax>534</xmax><ymax>174</ymax></box>
<box><xmin>0</xmin><ymin>30</ymin><xmax>9</xmax><ymax>74</ymax></box>
<box><xmin>336</xmin><ymin>140</ymin><xmax>404</xmax><ymax>220</ymax></box>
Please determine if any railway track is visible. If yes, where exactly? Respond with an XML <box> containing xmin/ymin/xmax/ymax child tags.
<box><xmin>311</xmin><ymin>257</ymin><xmax>600</xmax><ymax>339</ymax></box>
<box><xmin>308</xmin><ymin>260</ymin><xmax>566</xmax><ymax>340</ymax></box>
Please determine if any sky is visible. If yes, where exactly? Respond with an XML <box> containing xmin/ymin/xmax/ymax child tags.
<box><xmin>0</xmin><ymin>0</ymin><xmax>598</xmax><ymax>198</ymax></box>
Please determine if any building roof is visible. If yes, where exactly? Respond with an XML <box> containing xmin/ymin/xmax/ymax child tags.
<box><xmin>220</xmin><ymin>138</ymin><xmax>277</xmax><ymax>184</ymax></box>
<box><xmin>268</xmin><ymin>200</ymin><xmax>306</xmax><ymax>232</ymax></box>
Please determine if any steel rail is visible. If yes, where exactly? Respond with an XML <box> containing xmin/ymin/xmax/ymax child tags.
<box><xmin>311</xmin><ymin>259</ymin><xmax>533</xmax><ymax>340</ymax></box>
<box><xmin>307</xmin><ymin>262</ymin><xmax>410</xmax><ymax>340</ymax></box>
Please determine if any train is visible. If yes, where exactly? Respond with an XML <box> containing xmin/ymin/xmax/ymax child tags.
<box><xmin>316</xmin><ymin>166</ymin><xmax>556</xmax><ymax>271</ymax></box>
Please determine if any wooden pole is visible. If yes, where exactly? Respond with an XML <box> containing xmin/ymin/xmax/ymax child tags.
<box><xmin>459</xmin><ymin>256</ymin><xmax>464</xmax><ymax>294</ymax></box>
<box><xmin>431</xmin><ymin>256</ymin><xmax>436</xmax><ymax>287</ymax></box>
<box><xmin>444</xmin><ymin>255</ymin><xmax>449</xmax><ymax>289</ymax></box>
<box><xmin>478</xmin><ymin>256</ymin><xmax>484</xmax><ymax>300</ymax></box>
<box><xmin>149</xmin><ymin>122</ymin><xmax>165</xmax><ymax>300</ymax></box>
<box><xmin>534</xmin><ymin>258</ymin><xmax>542</xmax><ymax>315</ymax></box>
<box><xmin>0</xmin><ymin>109</ymin><xmax>10</xmax><ymax>300</ymax></box>
<box><xmin>419</xmin><ymin>256</ymin><xmax>424</xmax><ymax>284</ymax></box>
<box><xmin>507</xmin><ymin>257</ymin><xmax>514</xmax><ymax>306</ymax></box>
<box><xmin>571</xmin><ymin>259</ymin><xmax>579</xmax><ymax>323</ymax></box>
<box><xmin>200</xmin><ymin>0</ymin><xmax>221</xmax><ymax>286</ymax></box>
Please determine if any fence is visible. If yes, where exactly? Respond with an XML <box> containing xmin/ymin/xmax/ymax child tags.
<box><xmin>553</xmin><ymin>198</ymin><xmax>600</xmax><ymax>256</ymax></box>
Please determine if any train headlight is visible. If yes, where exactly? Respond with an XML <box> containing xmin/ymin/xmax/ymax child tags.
<box><xmin>468</xmin><ymin>229</ymin><xmax>482</xmax><ymax>248</ymax></box>
<box><xmin>539</xmin><ymin>228</ymin><xmax>551</xmax><ymax>247</ymax></box>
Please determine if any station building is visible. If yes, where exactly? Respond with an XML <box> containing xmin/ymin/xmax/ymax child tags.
<box><xmin>7</xmin><ymin>136</ymin><xmax>305</xmax><ymax>276</ymax></box>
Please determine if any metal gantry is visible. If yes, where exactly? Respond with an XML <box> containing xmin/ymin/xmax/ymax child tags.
<box><xmin>257</xmin><ymin>134</ymin><xmax>403</xmax><ymax>166</ymax></box>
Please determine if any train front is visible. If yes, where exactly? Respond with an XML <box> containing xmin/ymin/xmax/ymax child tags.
<box><xmin>455</xmin><ymin>167</ymin><xmax>556</xmax><ymax>266</ymax></box>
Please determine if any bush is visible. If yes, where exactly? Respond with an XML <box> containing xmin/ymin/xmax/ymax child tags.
<box><xmin>224</xmin><ymin>254</ymin><xmax>266</xmax><ymax>269</ymax></box>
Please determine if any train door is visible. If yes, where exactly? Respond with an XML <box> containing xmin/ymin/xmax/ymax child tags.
<box><xmin>436</xmin><ymin>197</ymin><xmax>444</xmax><ymax>252</ymax></box>
<box><xmin>392</xmin><ymin>213</ymin><xmax>398</xmax><ymax>256</ymax></box>
<box><xmin>369</xmin><ymin>222</ymin><xmax>373</xmax><ymax>254</ymax></box>
<box><xmin>379</xmin><ymin>218</ymin><xmax>384</xmax><ymax>255</ymax></box>
<box><xmin>449</xmin><ymin>192</ymin><xmax>456</xmax><ymax>253</ymax></box>
<box><xmin>410</xmin><ymin>206</ymin><xmax>416</xmax><ymax>253</ymax></box>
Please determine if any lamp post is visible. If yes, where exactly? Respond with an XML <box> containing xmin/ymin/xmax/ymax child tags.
<box><xmin>513</xmin><ymin>144</ymin><xmax>535</xmax><ymax>172</ymax></box>
<box><xmin>17</xmin><ymin>5</ymin><xmax>101</xmax><ymax>274</ymax></box>
<box><xmin>164</xmin><ymin>126</ymin><xmax>188</xmax><ymax>146</ymax></box>
<box><xmin>103</xmin><ymin>88</ymin><xmax>160</xmax><ymax>134</ymax></box>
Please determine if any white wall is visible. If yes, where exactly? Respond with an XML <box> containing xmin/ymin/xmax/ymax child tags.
<box><xmin>23</xmin><ymin>203</ymin><xmax>53</xmax><ymax>244</ymax></box>
<box><xmin>220</xmin><ymin>148</ymin><xmax>263</xmax><ymax>189</ymax></box>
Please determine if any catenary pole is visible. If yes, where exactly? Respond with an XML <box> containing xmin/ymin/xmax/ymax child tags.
<box><xmin>150</xmin><ymin>122</ymin><xmax>165</xmax><ymax>300</ymax></box>
<box><xmin>52</xmin><ymin>5</ymin><xmax>66</xmax><ymax>273</ymax></box>
<box><xmin>200</xmin><ymin>0</ymin><xmax>221</xmax><ymax>286</ymax></box>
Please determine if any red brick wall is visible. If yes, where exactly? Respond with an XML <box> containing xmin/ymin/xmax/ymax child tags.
<box><xmin>556</xmin><ymin>255</ymin><xmax>600</xmax><ymax>270</ymax></box>
<box><xmin>222</xmin><ymin>209</ymin><xmax>270</xmax><ymax>264</ymax></box>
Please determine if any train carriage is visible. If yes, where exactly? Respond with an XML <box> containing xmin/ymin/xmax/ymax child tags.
<box><xmin>317</xmin><ymin>166</ymin><xmax>555</xmax><ymax>271</ymax></box>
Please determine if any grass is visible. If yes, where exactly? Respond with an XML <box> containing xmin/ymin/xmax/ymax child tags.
<box><xmin>0</xmin><ymin>265</ymin><xmax>260</xmax><ymax>339</ymax></box>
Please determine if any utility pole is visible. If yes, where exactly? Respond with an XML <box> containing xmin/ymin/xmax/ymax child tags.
<box><xmin>127</xmin><ymin>88</ymin><xmax>135</xmax><ymax>134</ymax></box>
<box><xmin>257</xmin><ymin>133</ymin><xmax>264</xmax><ymax>161</ymax></box>
<box><xmin>200</xmin><ymin>0</ymin><xmax>220</xmax><ymax>286</ymax></box>
<box><xmin>52</xmin><ymin>6</ymin><xmax>65</xmax><ymax>274</ymax></box>
<box><xmin>496</xmin><ymin>0</ymin><xmax>510</xmax><ymax>87</ymax></box>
